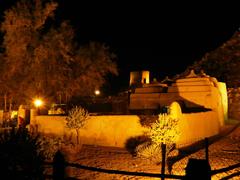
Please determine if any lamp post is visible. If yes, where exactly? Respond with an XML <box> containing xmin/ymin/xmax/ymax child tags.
<box><xmin>34</xmin><ymin>99</ymin><xmax>43</xmax><ymax>115</ymax></box>
<box><xmin>94</xmin><ymin>90</ymin><xmax>100</xmax><ymax>96</ymax></box>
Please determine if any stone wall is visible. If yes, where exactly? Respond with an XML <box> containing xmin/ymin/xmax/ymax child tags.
<box><xmin>130</xmin><ymin>76</ymin><xmax>226</xmax><ymax>126</ymax></box>
<box><xmin>169</xmin><ymin>101</ymin><xmax>220</xmax><ymax>147</ymax></box>
<box><xmin>32</xmin><ymin>115</ymin><xmax>148</xmax><ymax>148</ymax></box>
<box><xmin>178</xmin><ymin>112</ymin><xmax>219</xmax><ymax>147</ymax></box>
<box><xmin>228</xmin><ymin>88</ymin><xmax>240</xmax><ymax>120</ymax></box>
<box><xmin>32</xmin><ymin>108</ymin><xmax>220</xmax><ymax>148</ymax></box>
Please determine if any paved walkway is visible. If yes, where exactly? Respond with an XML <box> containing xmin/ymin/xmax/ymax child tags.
<box><xmin>170</xmin><ymin>124</ymin><xmax>240</xmax><ymax>179</ymax></box>
<box><xmin>60</xmin><ymin>123</ymin><xmax>240</xmax><ymax>179</ymax></box>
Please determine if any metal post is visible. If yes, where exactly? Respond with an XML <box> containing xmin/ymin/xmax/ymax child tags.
<box><xmin>53</xmin><ymin>150</ymin><xmax>66</xmax><ymax>180</ymax></box>
<box><xmin>161</xmin><ymin>143</ymin><xmax>166</xmax><ymax>180</ymax></box>
<box><xmin>205</xmin><ymin>138</ymin><xmax>209</xmax><ymax>162</ymax></box>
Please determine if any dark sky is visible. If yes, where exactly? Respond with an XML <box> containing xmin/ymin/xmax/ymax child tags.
<box><xmin>1</xmin><ymin>0</ymin><xmax>240</xmax><ymax>94</ymax></box>
<box><xmin>56</xmin><ymin>1</ymin><xmax>240</xmax><ymax>92</ymax></box>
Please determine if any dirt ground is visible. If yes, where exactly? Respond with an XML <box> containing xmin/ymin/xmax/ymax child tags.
<box><xmin>49</xmin><ymin>124</ymin><xmax>240</xmax><ymax>180</ymax></box>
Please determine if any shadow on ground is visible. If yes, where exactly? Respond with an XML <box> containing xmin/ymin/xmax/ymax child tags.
<box><xmin>167</xmin><ymin>123</ymin><xmax>240</xmax><ymax>173</ymax></box>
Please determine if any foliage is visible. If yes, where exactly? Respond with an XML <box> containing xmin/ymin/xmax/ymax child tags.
<box><xmin>66</xmin><ymin>42</ymin><xmax>118</xmax><ymax>98</ymax></box>
<box><xmin>0</xmin><ymin>0</ymin><xmax>118</xmax><ymax>106</ymax></box>
<box><xmin>135</xmin><ymin>141</ymin><xmax>162</xmax><ymax>163</ymax></box>
<box><xmin>37</xmin><ymin>135</ymin><xmax>62</xmax><ymax>161</ymax></box>
<box><xmin>0</xmin><ymin>0</ymin><xmax>59</xmax><ymax>105</ymax></box>
<box><xmin>0</xmin><ymin>128</ymin><xmax>45</xmax><ymax>179</ymax></box>
<box><xmin>188</xmin><ymin>31</ymin><xmax>240</xmax><ymax>87</ymax></box>
<box><xmin>65</xmin><ymin>106</ymin><xmax>89</xmax><ymax>144</ymax></box>
<box><xmin>136</xmin><ymin>113</ymin><xmax>180</xmax><ymax>161</ymax></box>
<box><xmin>125</xmin><ymin>135</ymin><xmax>150</xmax><ymax>155</ymax></box>
<box><xmin>66</xmin><ymin>106</ymin><xmax>89</xmax><ymax>130</ymax></box>
<box><xmin>150</xmin><ymin>114</ymin><xmax>180</xmax><ymax>145</ymax></box>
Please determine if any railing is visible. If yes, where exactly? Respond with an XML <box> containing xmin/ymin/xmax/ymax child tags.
<box><xmin>45</xmin><ymin>137</ymin><xmax>240</xmax><ymax>180</ymax></box>
<box><xmin>46</xmin><ymin>161</ymin><xmax>184</xmax><ymax>179</ymax></box>
<box><xmin>46</xmin><ymin>141</ymin><xmax>212</xmax><ymax>180</ymax></box>
<box><xmin>2</xmin><ymin>127</ymin><xmax>239</xmax><ymax>179</ymax></box>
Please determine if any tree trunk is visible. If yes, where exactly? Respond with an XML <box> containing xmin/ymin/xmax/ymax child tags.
<box><xmin>76</xmin><ymin>129</ymin><xmax>79</xmax><ymax>144</ymax></box>
<box><xmin>65</xmin><ymin>93</ymin><xmax>69</xmax><ymax>104</ymax></box>
<box><xmin>9</xmin><ymin>97</ymin><xmax>12</xmax><ymax>112</ymax></box>
<box><xmin>59</xmin><ymin>94</ymin><xmax>62</xmax><ymax>104</ymax></box>
<box><xmin>4</xmin><ymin>94</ymin><xmax>7</xmax><ymax>112</ymax></box>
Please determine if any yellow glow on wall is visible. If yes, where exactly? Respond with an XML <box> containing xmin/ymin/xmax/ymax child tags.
<box><xmin>129</xmin><ymin>71</ymin><xmax>150</xmax><ymax>86</ymax></box>
<box><xmin>141</xmin><ymin>71</ymin><xmax>150</xmax><ymax>84</ymax></box>
<box><xmin>217</xmin><ymin>82</ymin><xmax>228</xmax><ymax>124</ymax></box>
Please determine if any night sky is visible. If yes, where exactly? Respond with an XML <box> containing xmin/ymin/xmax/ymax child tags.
<box><xmin>1</xmin><ymin>0</ymin><xmax>240</xmax><ymax>94</ymax></box>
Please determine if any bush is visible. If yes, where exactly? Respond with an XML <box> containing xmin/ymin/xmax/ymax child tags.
<box><xmin>136</xmin><ymin>113</ymin><xmax>180</xmax><ymax>162</ymax></box>
<box><xmin>65</xmin><ymin>106</ymin><xmax>89</xmax><ymax>145</ymax></box>
<box><xmin>125</xmin><ymin>135</ymin><xmax>150</xmax><ymax>155</ymax></box>
<box><xmin>0</xmin><ymin>128</ymin><xmax>45</xmax><ymax>179</ymax></box>
<box><xmin>150</xmin><ymin>114</ymin><xmax>180</xmax><ymax>145</ymax></box>
<box><xmin>135</xmin><ymin>141</ymin><xmax>162</xmax><ymax>163</ymax></box>
<box><xmin>37</xmin><ymin>135</ymin><xmax>62</xmax><ymax>161</ymax></box>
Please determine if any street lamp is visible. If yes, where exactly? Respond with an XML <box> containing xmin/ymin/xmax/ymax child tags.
<box><xmin>34</xmin><ymin>98</ymin><xmax>43</xmax><ymax>115</ymax></box>
<box><xmin>94</xmin><ymin>90</ymin><xmax>100</xmax><ymax>96</ymax></box>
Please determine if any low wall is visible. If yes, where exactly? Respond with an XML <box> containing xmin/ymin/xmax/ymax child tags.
<box><xmin>169</xmin><ymin>101</ymin><xmax>220</xmax><ymax>147</ymax></box>
<box><xmin>33</xmin><ymin>110</ymin><xmax>220</xmax><ymax>148</ymax></box>
<box><xmin>33</xmin><ymin>115</ymin><xmax>147</xmax><ymax>147</ymax></box>
<box><xmin>177</xmin><ymin>111</ymin><xmax>219</xmax><ymax>147</ymax></box>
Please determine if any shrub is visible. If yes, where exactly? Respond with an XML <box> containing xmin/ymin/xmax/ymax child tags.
<box><xmin>135</xmin><ymin>141</ymin><xmax>162</xmax><ymax>163</ymax></box>
<box><xmin>65</xmin><ymin>106</ymin><xmax>89</xmax><ymax>144</ymax></box>
<box><xmin>0</xmin><ymin>128</ymin><xmax>45</xmax><ymax>179</ymax></box>
<box><xmin>136</xmin><ymin>113</ymin><xmax>180</xmax><ymax>162</ymax></box>
<box><xmin>150</xmin><ymin>113</ymin><xmax>180</xmax><ymax>146</ymax></box>
<box><xmin>125</xmin><ymin>135</ymin><xmax>150</xmax><ymax>155</ymax></box>
<box><xmin>37</xmin><ymin>135</ymin><xmax>62</xmax><ymax>161</ymax></box>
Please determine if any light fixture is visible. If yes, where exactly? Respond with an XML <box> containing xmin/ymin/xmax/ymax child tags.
<box><xmin>94</xmin><ymin>90</ymin><xmax>100</xmax><ymax>96</ymax></box>
<box><xmin>34</xmin><ymin>99</ymin><xmax>43</xmax><ymax>108</ymax></box>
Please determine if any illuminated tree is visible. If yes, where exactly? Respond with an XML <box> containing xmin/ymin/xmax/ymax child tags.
<box><xmin>66</xmin><ymin>42</ymin><xmax>118</xmax><ymax>98</ymax></box>
<box><xmin>0</xmin><ymin>55</ymin><xmax>16</xmax><ymax>111</ymax></box>
<box><xmin>0</xmin><ymin>0</ymin><xmax>59</xmax><ymax>104</ymax></box>
<box><xmin>136</xmin><ymin>114</ymin><xmax>180</xmax><ymax>161</ymax></box>
<box><xmin>188</xmin><ymin>31</ymin><xmax>240</xmax><ymax>87</ymax></box>
<box><xmin>150</xmin><ymin>114</ymin><xmax>180</xmax><ymax>146</ymax></box>
<box><xmin>0</xmin><ymin>0</ymin><xmax>118</xmax><ymax>106</ymax></box>
<box><xmin>65</xmin><ymin>106</ymin><xmax>89</xmax><ymax>144</ymax></box>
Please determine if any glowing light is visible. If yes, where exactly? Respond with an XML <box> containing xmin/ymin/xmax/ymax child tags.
<box><xmin>95</xmin><ymin>90</ymin><xmax>100</xmax><ymax>95</ymax></box>
<box><xmin>11</xmin><ymin>111</ymin><xmax>18</xmax><ymax>119</ymax></box>
<box><xmin>34</xmin><ymin>99</ymin><xmax>43</xmax><ymax>108</ymax></box>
